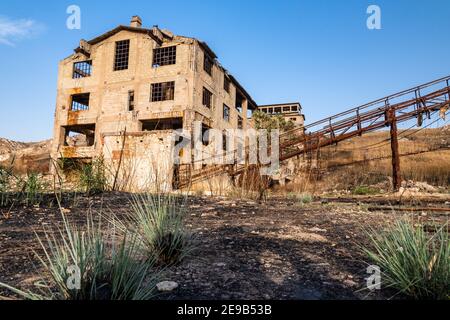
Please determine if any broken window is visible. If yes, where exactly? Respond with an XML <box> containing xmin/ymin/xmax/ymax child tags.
<box><xmin>291</xmin><ymin>105</ymin><xmax>298</xmax><ymax>112</ymax></box>
<box><xmin>114</xmin><ymin>39</ymin><xmax>130</xmax><ymax>71</ymax></box>
<box><xmin>63</xmin><ymin>124</ymin><xmax>95</xmax><ymax>147</ymax></box>
<box><xmin>274</xmin><ymin>107</ymin><xmax>282</xmax><ymax>114</ymax></box>
<box><xmin>236</xmin><ymin>93</ymin><xmax>244</xmax><ymax>113</ymax></box>
<box><xmin>202</xmin><ymin>124</ymin><xmax>211</xmax><ymax>146</ymax></box>
<box><xmin>222</xmin><ymin>132</ymin><xmax>228</xmax><ymax>151</ymax></box>
<box><xmin>283</xmin><ymin>106</ymin><xmax>291</xmax><ymax>112</ymax></box>
<box><xmin>71</xmin><ymin>93</ymin><xmax>90</xmax><ymax>111</ymax></box>
<box><xmin>151</xmin><ymin>81</ymin><xmax>175</xmax><ymax>102</ymax></box>
<box><xmin>128</xmin><ymin>90</ymin><xmax>135</xmax><ymax>111</ymax></box>
<box><xmin>73</xmin><ymin>60</ymin><xmax>92</xmax><ymax>78</ymax></box>
<box><xmin>223</xmin><ymin>104</ymin><xmax>230</xmax><ymax>122</ymax></box>
<box><xmin>141</xmin><ymin>118</ymin><xmax>183</xmax><ymax>131</ymax></box>
<box><xmin>153</xmin><ymin>46</ymin><xmax>177</xmax><ymax>67</ymax></box>
<box><xmin>204</xmin><ymin>53</ymin><xmax>213</xmax><ymax>76</ymax></box>
<box><xmin>202</xmin><ymin>87</ymin><xmax>213</xmax><ymax>108</ymax></box>
<box><xmin>224</xmin><ymin>76</ymin><xmax>231</xmax><ymax>93</ymax></box>
<box><xmin>238</xmin><ymin>116</ymin><xmax>243</xmax><ymax>129</ymax></box>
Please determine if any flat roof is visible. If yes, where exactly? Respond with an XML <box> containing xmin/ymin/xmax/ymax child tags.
<box><xmin>258</xmin><ymin>102</ymin><xmax>301</xmax><ymax>108</ymax></box>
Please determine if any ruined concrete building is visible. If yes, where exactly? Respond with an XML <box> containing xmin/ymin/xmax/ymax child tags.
<box><xmin>257</xmin><ymin>103</ymin><xmax>305</xmax><ymax>127</ymax></box>
<box><xmin>50</xmin><ymin>16</ymin><xmax>303</xmax><ymax>191</ymax></box>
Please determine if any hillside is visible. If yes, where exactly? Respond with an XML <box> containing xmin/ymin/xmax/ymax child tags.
<box><xmin>314</xmin><ymin>125</ymin><xmax>450</xmax><ymax>190</ymax></box>
<box><xmin>0</xmin><ymin>138</ymin><xmax>51</xmax><ymax>173</ymax></box>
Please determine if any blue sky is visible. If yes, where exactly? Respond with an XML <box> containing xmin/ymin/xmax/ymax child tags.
<box><xmin>0</xmin><ymin>0</ymin><xmax>449</xmax><ymax>142</ymax></box>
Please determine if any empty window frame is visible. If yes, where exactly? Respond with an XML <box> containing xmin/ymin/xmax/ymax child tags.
<box><xmin>63</xmin><ymin>124</ymin><xmax>95</xmax><ymax>147</ymax></box>
<box><xmin>283</xmin><ymin>106</ymin><xmax>291</xmax><ymax>112</ymax></box>
<box><xmin>291</xmin><ymin>105</ymin><xmax>298</xmax><ymax>112</ymax></box>
<box><xmin>202</xmin><ymin>124</ymin><xmax>211</xmax><ymax>146</ymax></box>
<box><xmin>153</xmin><ymin>46</ymin><xmax>177</xmax><ymax>67</ymax></box>
<box><xmin>223</xmin><ymin>104</ymin><xmax>230</xmax><ymax>122</ymax></box>
<box><xmin>236</xmin><ymin>93</ymin><xmax>244</xmax><ymax>113</ymax></box>
<box><xmin>238</xmin><ymin>116</ymin><xmax>243</xmax><ymax>129</ymax></box>
<box><xmin>274</xmin><ymin>107</ymin><xmax>282</xmax><ymax>114</ymax></box>
<box><xmin>114</xmin><ymin>39</ymin><xmax>130</xmax><ymax>71</ymax></box>
<box><xmin>128</xmin><ymin>90</ymin><xmax>135</xmax><ymax>111</ymax></box>
<box><xmin>73</xmin><ymin>60</ymin><xmax>92</xmax><ymax>78</ymax></box>
<box><xmin>224</xmin><ymin>76</ymin><xmax>231</xmax><ymax>93</ymax></box>
<box><xmin>204</xmin><ymin>53</ymin><xmax>213</xmax><ymax>76</ymax></box>
<box><xmin>141</xmin><ymin>118</ymin><xmax>183</xmax><ymax>131</ymax></box>
<box><xmin>222</xmin><ymin>132</ymin><xmax>228</xmax><ymax>151</ymax></box>
<box><xmin>202</xmin><ymin>87</ymin><xmax>213</xmax><ymax>108</ymax></box>
<box><xmin>71</xmin><ymin>93</ymin><xmax>90</xmax><ymax>111</ymax></box>
<box><xmin>151</xmin><ymin>81</ymin><xmax>175</xmax><ymax>102</ymax></box>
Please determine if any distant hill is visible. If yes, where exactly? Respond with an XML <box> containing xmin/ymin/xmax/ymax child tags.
<box><xmin>0</xmin><ymin>138</ymin><xmax>52</xmax><ymax>173</ymax></box>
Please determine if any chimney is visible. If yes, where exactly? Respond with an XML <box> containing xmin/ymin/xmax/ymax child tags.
<box><xmin>130</xmin><ymin>16</ymin><xmax>142</xmax><ymax>28</ymax></box>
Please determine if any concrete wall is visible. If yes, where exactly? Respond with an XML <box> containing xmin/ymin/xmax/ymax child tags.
<box><xmin>102</xmin><ymin>131</ymin><xmax>174</xmax><ymax>192</ymax></box>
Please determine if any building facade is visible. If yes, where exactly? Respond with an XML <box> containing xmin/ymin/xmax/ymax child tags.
<box><xmin>50</xmin><ymin>16</ymin><xmax>258</xmax><ymax>191</ymax></box>
<box><xmin>257</xmin><ymin>103</ymin><xmax>305</xmax><ymax>127</ymax></box>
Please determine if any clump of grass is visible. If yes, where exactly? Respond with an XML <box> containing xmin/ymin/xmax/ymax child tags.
<box><xmin>0</xmin><ymin>167</ymin><xmax>12</xmax><ymax>207</ymax></box>
<box><xmin>21</xmin><ymin>172</ymin><xmax>46</xmax><ymax>206</ymax></box>
<box><xmin>363</xmin><ymin>220</ymin><xmax>449</xmax><ymax>300</ymax></box>
<box><xmin>287</xmin><ymin>192</ymin><xmax>313</xmax><ymax>204</ymax></box>
<box><xmin>114</xmin><ymin>193</ymin><xmax>193</xmax><ymax>266</ymax></box>
<box><xmin>79</xmin><ymin>157</ymin><xmax>108</xmax><ymax>195</ymax></box>
<box><xmin>352</xmin><ymin>185</ymin><xmax>380</xmax><ymax>195</ymax></box>
<box><xmin>0</xmin><ymin>211</ymin><xmax>160</xmax><ymax>300</ymax></box>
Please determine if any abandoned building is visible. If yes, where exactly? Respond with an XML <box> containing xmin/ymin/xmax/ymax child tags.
<box><xmin>257</xmin><ymin>103</ymin><xmax>305</xmax><ymax>127</ymax></box>
<box><xmin>50</xmin><ymin>16</ymin><xmax>305</xmax><ymax>191</ymax></box>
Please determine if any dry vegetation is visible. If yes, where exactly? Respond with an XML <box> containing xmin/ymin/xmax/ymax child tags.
<box><xmin>278</xmin><ymin>126</ymin><xmax>450</xmax><ymax>194</ymax></box>
<box><xmin>0</xmin><ymin>127</ymin><xmax>448</xmax><ymax>300</ymax></box>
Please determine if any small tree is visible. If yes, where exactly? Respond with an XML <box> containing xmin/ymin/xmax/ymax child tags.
<box><xmin>252</xmin><ymin>110</ymin><xmax>295</xmax><ymax>133</ymax></box>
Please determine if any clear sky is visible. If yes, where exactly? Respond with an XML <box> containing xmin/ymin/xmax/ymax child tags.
<box><xmin>1</xmin><ymin>0</ymin><xmax>449</xmax><ymax>142</ymax></box>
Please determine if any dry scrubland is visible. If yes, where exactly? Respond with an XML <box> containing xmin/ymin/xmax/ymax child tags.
<box><xmin>0</xmin><ymin>127</ymin><xmax>449</xmax><ymax>300</ymax></box>
<box><xmin>279</xmin><ymin>126</ymin><xmax>450</xmax><ymax>194</ymax></box>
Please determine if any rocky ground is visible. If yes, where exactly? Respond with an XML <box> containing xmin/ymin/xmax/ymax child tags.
<box><xmin>1</xmin><ymin>192</ymin><xmax>448</xmax><ymax>300</ymax></box>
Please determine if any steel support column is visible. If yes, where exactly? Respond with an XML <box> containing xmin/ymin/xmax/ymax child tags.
<box><xmin>389</xmin><ymin>108</ymin><xmax>401</xmax><ymax>191</ymax></box>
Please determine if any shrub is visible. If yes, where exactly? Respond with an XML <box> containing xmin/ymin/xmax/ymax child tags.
<box><xmin>0</xmin><ymin>211</ymin><xmax>160</xmax><ymax>300</ymax></box>
<box><xmin>115</xmin><ymin>193</ymin><xmax>193</xmax><ymax>266</ymax></box>
<box><xmin>287</xmin><ymin>192</ymin><xmax>313</xmax><ymax>205</ymax></box>
<box><xmin>0</xmin><ymin>167</ymin><xmax>11</xmax><ymax>207</ymax></box>
<box><xmin>22</xmin><ymin>172</ymin><xmax>46</xmax><ymax>206</ymax></box>
<box><xmin>79</xmin><ymin>157</ymin><xmax>108</xmax><ymax>195</ymax></box>
<box><xmin>363</xmin><ymin>220</ymin><xmax>449</xmax><ymax>300</ymax></box>
<box><xmin>352</xmin><ymin>185</ymin><xmax>380</xmax><ymax>195</ymax></box>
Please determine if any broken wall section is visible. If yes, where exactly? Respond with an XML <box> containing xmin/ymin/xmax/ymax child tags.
<box><xmin>102</xmin><ymin>131</ymin><xmax>175</xmax><ymax>192</ymax></box>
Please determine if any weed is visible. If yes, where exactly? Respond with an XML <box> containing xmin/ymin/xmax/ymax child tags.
<box><xmin>113</xmin><ymin>193</ymin><xmax>193</xmax><ymax>266</ymax></box>
<box><xmin>79</xmin><ymin>157</ymin><xmax>108</xmax><ymax>195</ymax></box>
<box><xmin>363</xmin><ymin>220</ymin><xmax>449</xmax><ymax>300</ymax></box>
<box><xmin>0</xmin><ymin>210</ymin><xmax>160</xmax><ymax>300</ymax></box>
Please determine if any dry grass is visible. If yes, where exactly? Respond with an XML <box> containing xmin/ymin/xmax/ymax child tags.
<box><xmin>315</xmin><ymin>127</ymin><xmax>450</xmax><ymax>190</ymax></box>
<box><xmin>275</xmin><ymin>127</ymin><xmax>450</xmax><ymax>194</ymax></box>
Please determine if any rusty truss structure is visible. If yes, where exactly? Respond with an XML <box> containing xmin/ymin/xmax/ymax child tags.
<box><xmin>176</xmin><ymin>75</ymin><xmax>450</xmax><ymax>190</ymax></box>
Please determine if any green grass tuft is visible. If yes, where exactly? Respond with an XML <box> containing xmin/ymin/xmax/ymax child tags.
<box><xmin>363</xmin><ymin>220</ymin><xmax>449</xmax><ymax>300</ymax></box>
<box><xmin>0</xmin><ymin>210</ymin><xmax>160</xmax><ymax>300</ymax></box>
<box><xmin>113</xmin><ymin>193</ymin><xmax>194</xmax><ymax>266</ymax></box>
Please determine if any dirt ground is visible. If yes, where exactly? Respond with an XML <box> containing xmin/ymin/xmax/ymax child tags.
<box><xmin>0</xmin><ymin>192</ymin><xmax>448</xmax><ymax>300</ymax></box>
